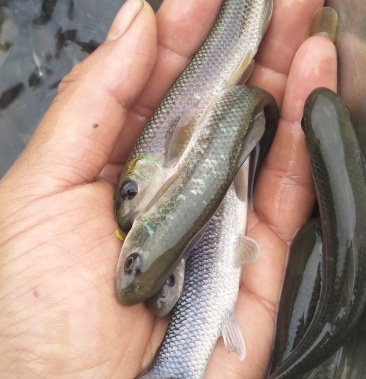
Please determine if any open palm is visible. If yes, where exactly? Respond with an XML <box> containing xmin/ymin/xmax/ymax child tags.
<box><xmin>0</xmin><ymin>0</ymin><xmax>336</xmax><ymax>378</ymax></box>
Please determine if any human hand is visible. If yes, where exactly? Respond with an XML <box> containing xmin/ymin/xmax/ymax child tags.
<box><xmin>0</xmin><ymin>0</ymin><xmax>336</xmax><ymax>378</ymax></box>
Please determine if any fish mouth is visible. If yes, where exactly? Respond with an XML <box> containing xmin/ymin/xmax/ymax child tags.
<box><xmin>114</xmin><ymin>277</ymin><xmax>146</xmax><ymax>306</ymax></box>
<box><xmin>114</xmin><ymin>202</ymin><xmax>136</xmax><ymax>233</ymax></box>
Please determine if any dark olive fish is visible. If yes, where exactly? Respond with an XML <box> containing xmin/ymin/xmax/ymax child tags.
<box><xmin>270</xmin><ymin>219</ymin><xmax>323</xmax><ymax>371</ymax></box>
<box><xmin>300</xmin><ymin>306</ymin><xmax>366</xmax><ymax>379</ymax></box>
<box><xmin>269</xmin><ymin>88</ymin><xmax>366</xmax><ymax>378</ymax></box>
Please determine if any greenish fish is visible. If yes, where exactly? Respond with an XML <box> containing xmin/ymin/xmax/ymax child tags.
<box><xmin>269</xmin><ymin>88</ymin><xmax>366</xmax><ymax>378</ymax></box>
<box><xmin>114</xmin><ymin>0</ymin><xmax>273</xmax><ymax>233</ymax></box>
<box><xmin>115</xmin><ymin>85</ymin><xmax>279</xmax><ymax>305</ymax></box>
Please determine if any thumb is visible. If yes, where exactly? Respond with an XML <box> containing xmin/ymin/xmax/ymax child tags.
<box><xmin>5</xmin><ymin>0</ymin><xmax>157</xmax><ymax>192</ymax></box>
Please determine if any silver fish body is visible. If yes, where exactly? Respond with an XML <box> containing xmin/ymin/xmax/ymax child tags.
<box><xmin>114</xmin><ymin>0</ymin><xmax>273</xmax><ymax>232</ymax></box>
<box><xmin>136</xmin><ymin>164</ymin><xmax>257</xmax><ymax>379</ymax></box>
<box><xmin>115</xmin><ymin>86</ymin><xmax>278</xmax><ymax>305</ymax></box>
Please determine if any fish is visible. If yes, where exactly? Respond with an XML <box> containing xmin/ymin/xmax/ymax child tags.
<box><xmin>135</xmin><ymin>161</ymin><xmax>259</xmax><ymax>379</ymax></box>
<box><xmin>270</xmin><ymin>219</ymin><xmax>323</xmax><ymax>372</ymax></box>
<box><xmin>300</xmin><ymin>306</ymin><xmax>366</xmax><ymax>379</ymax></box>
<box><xmin>115</xmin><ymin>85</ymin><xmax>279</xmax><ymax>305</ymax></box>
<box><xmin>268</xmin><ymin>88</ymin><xmax>366</xmax><ymax>378</ymax></box>
<box><xmin>145</xmin><ymin>257</ymin><xmax>186</xmax><ymax>317</ymax></box>
<box><xmin>114</xmin><ymin>0</ymin><xmax>273</xmax><ymax>233</ymax></box>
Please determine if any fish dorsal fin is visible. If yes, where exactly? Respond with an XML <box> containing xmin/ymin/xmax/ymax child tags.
<box><xmin>235</xmin><ymin>111</ymin><xmax>266</xmax><ymax>172</ymax></box>
<box><xmin>222</xmin><ymin>313</ymin><xmax>246</xmax><ymax>361</ymax></box>
<box><xmin>165</xmin><ymin>113</ymin><xmax>197</xmax><ymax>167</ymax></box>
<box><xmin>142</xmin><ymin>171</ymin><xmax>181</xmax><ymax>214</ymax></box>
<box><xmin>225</xmin><ymin>50</ymin><xmax>254</xmax><ymax>88</ymax></box>
<box><xmin>261</xmin><ymin>0</ymin><xmax>274</xmax><ymax>36</ymax></box>
<box><xmin>234</xmin><ymin>158</ymin><xmax>250</xmax><ymax>202</ymax></box>
<box><xmin>234</xmin><ymin>235</ymin><xmax>260</xmax><ymax>267</ymax></box>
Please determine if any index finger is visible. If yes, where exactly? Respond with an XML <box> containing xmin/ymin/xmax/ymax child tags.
<box><xmin>248</xmin><ymin>0</ymin><xmax>325</xmax><ymax>106</ymax></box>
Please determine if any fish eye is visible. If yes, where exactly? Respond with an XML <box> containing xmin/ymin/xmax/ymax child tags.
<box><xmin>120</xmin><ymin>180</ymin><xmax>138</xmax><ymax>200</ymax></box>
<box><xmin>124</xmin><ymin>252</ymin><xmax>141</xmax><ymax>274</ymax></box>
<box><xmin>167</xmin><ymin>274</ymin><xmax>175</xmax><ymax>287</ymax></box>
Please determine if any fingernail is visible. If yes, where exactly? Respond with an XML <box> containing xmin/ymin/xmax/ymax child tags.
<box><xmin>310</xmin><ymin>7</ymin><xmax>338</xmax><ymax>43</ymax></box>
<box><xmin>106</xmin><ymin>0</ymin><xmax>144</xmax><ymax>41</ymax></box>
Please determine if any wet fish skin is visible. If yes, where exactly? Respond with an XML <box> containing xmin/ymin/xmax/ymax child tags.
<box><xmin>136</xmin><ymin>172</ymin><xmax>255</xmax><ymax>379</ymax></box>
<box><xmin>269</xmin><ymin>88</ymin><xmax>366</xmax><ymax>378</ymax></box>
<box><xmin>114</xmin><ymin>0</ymin><xmax>273</xmax><ymax>232</ymax></box>
<box><xmin>270</xmin><ymin>219</ymin><xmax>323</xmax><ymax>371</ymax></box>
<box><xmin>300</xmin><ymin>306</ymin><xmax>366</xmax><ymax>379</ymax></box>
<box><xmin>115</xmin><ymin>86</ymin><xmax>279</xmax><ymax>306</ymax></box>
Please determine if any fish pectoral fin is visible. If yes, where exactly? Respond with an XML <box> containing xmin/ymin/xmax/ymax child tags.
<box><xmin>222</xmin><ymin>312</ymin><xmax>246</xmax><ymax>361</ymax></box>
<box><xmin>235</xmin><ymin>112</ymin><xmax>266</xmax><ymax>173</ymax></box>
<box><xmin>234</xmin><ymin>236</ymin><xmax>260</xmax><ymax>267</ymax></box>
<box><xmin>234</xmin><ymin>158</ymin><xmax>250</xmax><ymax>202</ymax></box>
<box><xmin>225</xmin><ymin>50</ymin><xmax>254</xmax><ymax>88</ymax></box>
<box><xmin>165</xmin><ymin>113</ymin><xmax>197</xmax><ymax>167</ymax></box>
<box><xmin>142</xmin><ymin>171</ymin><xmax>181</xmax><ymax>214</ymax></box>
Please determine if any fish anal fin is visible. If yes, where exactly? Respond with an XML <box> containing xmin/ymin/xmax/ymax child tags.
<box><xmin>234</xmin><ymin>235</ymin><xmax>260</xmax><ymax>267</ymax></box>
<box><xmin>222</xmin><ymin>313</ymin><xmax>246</xmax><ymax>361</ymax></box>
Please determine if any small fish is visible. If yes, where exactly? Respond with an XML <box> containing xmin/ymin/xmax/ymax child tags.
<box><xmin>114</xmin><ymin>0</ymin><xmax>273</xmax><ymax>233</ymax></box>
<box><xmin>115</xmin><ymin>86</ymin><xmax>279</xmax><ymax>305</ymax></box>
<box><xmin>136</xmin><ymin>161</ymin><xmax>259</xmax><ymax>379</ymax></box>
<box><xmin>269</xmin><ymin>88</ymin><xmax>366</xmax><ymax>378</ymax></box>
<box><xmin>145</xmin><ymin>258</ymin><xmax>186</xmax><ymax>317</ymax></box>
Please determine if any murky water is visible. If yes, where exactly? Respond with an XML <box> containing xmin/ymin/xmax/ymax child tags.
<box><xmin>0</xmin><ymin>0</ymin><xmax>162</xmax><ymax>177</ymax></box>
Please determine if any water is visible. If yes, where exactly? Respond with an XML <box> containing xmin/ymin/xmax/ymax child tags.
<box><xmin>0</xmin><ymin>0</ymin><xmax>162</xmax><ymax>177</ymax></box>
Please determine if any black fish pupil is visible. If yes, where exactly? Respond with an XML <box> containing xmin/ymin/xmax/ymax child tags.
<box><xmin>167</xmin><ymin>274</ymin><xmax>175</xmax><ymax>287</ymax></box>
<box><xmin>124</xmin><ymin>256</ymin><xmax>134</xmax><ymax>272</ymax></box>
<box><xmin>121</xmin><ymin>180</ymin><xmax>138</xmax><ymax>200</ymax></box>
<box><xmin>124</xmin><ymin>252</ymin><xmax>141</xmax><ymax>274</ymax></box>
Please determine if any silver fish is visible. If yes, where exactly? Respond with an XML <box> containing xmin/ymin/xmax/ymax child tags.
<box><xmin>136</xmin><ymin>161</ymin><xmax>259</xmax><ymax>379</ymax></box>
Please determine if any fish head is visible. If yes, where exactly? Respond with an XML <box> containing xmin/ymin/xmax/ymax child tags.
<box><xmin>114</xmin><ymin>155</ymin><xmax>165</xmax><ymax>232</ymax></box>
<box><xmin>114</xmin><ymin>219</ymin><xmax>175</xmax><ymax>305</ymax></box>
<box><xmin>145</xmin><ymin>257</ymin><xmax>186</xmax><ymax>316</ymax></box>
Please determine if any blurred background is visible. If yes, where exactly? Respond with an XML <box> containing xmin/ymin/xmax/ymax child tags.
<box><xmin>0</xmin><ymin>0</ymin><xmax>364</xmax><ymax>177</ymax></box>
